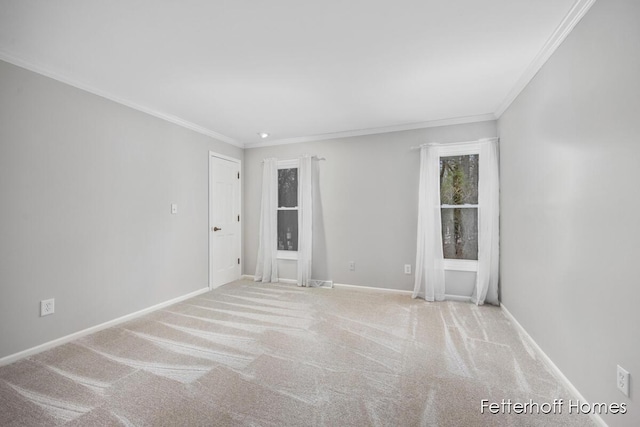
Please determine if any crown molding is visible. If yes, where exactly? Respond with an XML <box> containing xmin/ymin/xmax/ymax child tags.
<box><xmin>244</xmin><ymin>113</ymin><xmax>497</xmax><ymax>149</ymax></box>
<box><xmin>0</xmin><ymin>51</ymin><xmax>243</xmax><ymax>148</ymax></box>
<box><xmin>494</xmin><ymin>0</ymin><xmax>597</xmax><ymax>118</ymax></box>
<box><xmin>3</xmin><ymin>0</ymin><xmax>594</xmax><ymax>152</ymax></box>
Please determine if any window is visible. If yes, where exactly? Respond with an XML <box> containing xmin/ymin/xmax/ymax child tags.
<box><xmin>277</xmin><ymin>159</ymin><xmax>298</xmax><ymax>259</ymax></box>
<box><xmin>438</xmin><ymin>146</ymin><xmax>480</xmax><ymax>271</ymax></box>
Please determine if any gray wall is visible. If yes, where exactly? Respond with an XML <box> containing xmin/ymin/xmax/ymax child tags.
<box><xmin>243</xmin><ymin>121</ymin><xmax>497</xmax><ymax>294</ymax></box>
<box><xmin>0</xmin><ymin>60</ymin><xmax>242</xmax><ymax>359</ymax></box>
<box><xmin>498</xmin><ymin>0</ymin><xmax>639</xmax><ymax>424</ymax></box>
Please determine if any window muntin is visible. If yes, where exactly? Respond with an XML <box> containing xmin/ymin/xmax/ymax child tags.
<box><xmin>277</xmin><ymin>162</ymin><xmax>298</xmax><ymax>257</ymax></box>
<box><xmin>439</xmin><ymin>154</ymin><xmax>479</xmax><ymax>261</ymax></box>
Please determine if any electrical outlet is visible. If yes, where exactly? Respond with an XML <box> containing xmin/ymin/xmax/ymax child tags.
<box><xmin>617</xmin><ymin>365</ymin><xmax>630</xmax><ymax>397</ymax></box>
<box><xmin>40</xmin><ymin>298</ymin><xmax>55</xmax><ymax>317</ymax></box>
<box><xmin>404</xmin><ymin>264</ymin><xmax>411</xmax><ymax>274</ymax></box>
<box><xmin>349</xmin><ymin>261</ymin><xmax>355</xmax><ymax>271</ymax></box>
<box><xmin>171</xmin><ymin>203</ymin><xmax>178</xmax><ymax>214</ymax></box>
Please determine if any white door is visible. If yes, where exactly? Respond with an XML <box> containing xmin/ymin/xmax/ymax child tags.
<box><xmin>209</xmin><ymin>153</ymin><xmax>241</xmax><ymax>288</ymax></box>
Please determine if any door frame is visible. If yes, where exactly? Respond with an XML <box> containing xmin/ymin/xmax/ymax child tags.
<box><xmin>208</xmin><ymin>151</ymin><xmax>242</xmax><ymax>289</ymax></box>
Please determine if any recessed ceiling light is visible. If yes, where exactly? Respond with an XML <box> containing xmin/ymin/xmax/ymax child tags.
<box><xmin>258</xmin><ymin>132</ymin><xmax>270</xmax><ymax>139</ymax></box>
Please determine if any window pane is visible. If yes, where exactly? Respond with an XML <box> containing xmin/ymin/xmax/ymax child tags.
<box><xmin>278</xmin><ymin>168</ymin><xmax>298</xmax><ymax>207</ymax></box>
<box><xmin>440</xmin><ymin>155</ymin><xmax>479</xmax><ymax>205</ymax></box>
<box><xmin>441</xmin><ymin>208</ymin><xmax>478</xmax><ymax>260</ymax></box>
<box><xmin>278</xmin><ymin>210</ymin><xmax>298</xmax><ymax>251</ymax></box>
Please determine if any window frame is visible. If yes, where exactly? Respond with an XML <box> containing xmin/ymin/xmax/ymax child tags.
<box><xmin>276</xmin><ymin>159</ymin><xmax>299</xmax><ymax>260</ymax></box>
<box><xmin>436</xmin><ymin>143</ymin><xmax>481</xmax><ymax>272</ymax></box>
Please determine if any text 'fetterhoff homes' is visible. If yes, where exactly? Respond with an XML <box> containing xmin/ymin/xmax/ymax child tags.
<box><xmin>481</xmin><ymin>399</ymin><xmax>627</xmax><ymax>415</ymax></box>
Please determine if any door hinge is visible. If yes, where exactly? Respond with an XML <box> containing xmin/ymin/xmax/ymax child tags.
<box><xmin>237</xmin><ymin>214</ymin><xmax>240</xmax><ymax>222</ymax></box>
<box><xmin>237</xmin><ymin>258</ymin><xmax>240</xmax><ymax>265</ymax></box>
<box><xmin>237</xmin><ymin>172</ymin><xmax>240</xmax><ymax>179</ymax></box>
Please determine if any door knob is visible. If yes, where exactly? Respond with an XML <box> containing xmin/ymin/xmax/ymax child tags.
<box><xmin>212</xmin><ymin>226</ymin><xmax>222</xmax><ymax>231</ymax></box>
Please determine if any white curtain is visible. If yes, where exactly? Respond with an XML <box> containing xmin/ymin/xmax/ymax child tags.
<box><xmin>297</xmin><ymin>154</ymin><xmax>313</xmax><ymax>287</ymax></box>
<box><xmin>255</xmin><ymin>158</ymin><xmax>278</xmax><ymax>282</ymax></box>
<box><xmin>473</xmin><ymin>139</ymin><xmax>500</xmax><ymax>305</ymax></box>
<box><xmin>413</xmin><ymin>145</ymin><xmax>445</xmax><ymax>301</ymax></box>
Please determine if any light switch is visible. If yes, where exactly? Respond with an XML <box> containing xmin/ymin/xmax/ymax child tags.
<box><xmin>171</xmin><ymin>203</ymin><xmax>177</xmax><ymax>214</ymax></box>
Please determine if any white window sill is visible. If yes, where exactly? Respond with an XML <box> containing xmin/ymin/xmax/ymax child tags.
<box><xmin>443</xmin><ymin>259</ymin><xmax>478</xmax><ymax>272</ymax></box>
<box><xmin>277</xmin><ymin>250</ymin><xmax>298</xmax><ymax>260</ymax></box>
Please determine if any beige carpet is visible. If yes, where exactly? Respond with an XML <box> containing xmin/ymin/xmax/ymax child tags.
<box><xmin>0</xmin><ymin>279</ymin><xmax>595</xmax><ymax>426</ymax></box>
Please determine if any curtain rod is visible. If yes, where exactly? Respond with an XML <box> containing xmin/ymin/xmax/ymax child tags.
<box><xmin>262</xmin><ymin>155</ymin><xmax>326</xmax><ymax>163</ymax></box>
<box><xmin>410</xmin><ymin>137</ymin><xmax>499</xmax><ymax>150</ymax></box>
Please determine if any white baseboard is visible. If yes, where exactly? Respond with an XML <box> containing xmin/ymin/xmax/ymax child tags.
<box><xmin>243</xmin><ymin>275</ymin><xmax>296</xmax><ymax>284</ymax></box>
<box><xmin>335</xmin><ymin>283</ymin><xmax>472</xmax><ymax>302</ymax></box>
<box><xmin>242</xmin><ymin>275</ymin><xmax>333</xmax><ymax>288</ymax></box>
<box><xmin>501</xmin><ymin>304</ymin><xmax>607</xmax><ymax>427</ymax></box>
<box><xmin>243</xmin><ymin>276</ymin><xmax>414</xmax><ymax>295</ymax></box>
<box><xmin>444</xmin><ymin>294</ymin><xmax>472</xmax><ymax>303</ymax></box>
<box><xmin>0</xmin><ymin>286</ymin><xmax>211</xmax><ymax>367</ymax></box>
<box><xmin>333</xmin><ymin>282</ymin><xmax>413</xmax><ymax>295</ymax></box>
<box><xmin>243</xmin><ymin>275</ymin><xmax>472</xmax><ymax>301</ymax></box>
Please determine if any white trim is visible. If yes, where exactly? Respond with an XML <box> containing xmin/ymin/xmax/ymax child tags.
<box><xmin>209</xmin><ymin>151</ymin><xmax>242</xmax><ymax>289</ymax></box>
<box><xmin>412</xmin><ymin>137</ymin><xmax>498</xmax><ymax>150</ymax></box>
<box><xmin>436</xmin><ymin>143</ymin><xmax>481</xmax><ymax>157</ymax></box>
<box><xmin>334</xmin><ymin>283</ymin><xmax>472</xmax><ymax>302</ymax></box>
<box><xmin>0</xmin><ymin>287</ymin><xmax>210</xmax><ymax>367</ymax></box>
<box><xmin>438</xmin><ymin>146</ymin><xmax>481</xmax><ymax>271</ymax></box>
<box><xmin>443</xmin><ymin>259</ymin><xmax>478</xmax><ymax>272</ymax></box>
<box><xmin>441</xmin><ymin>204</ymin><xmax>478</xmax><ymax>209</ymax></box>
<box><xmin>0</xmin><ymin>51</ymin><xmax>243</xmax><ymax>148</ymax></box>
<box><xmin>334</xmin><ymin>283</ymin><xmax>414</xmax><ymax>295</ymax></box>
<box><xmin>242</xmin><ymin>275</ymin><xmax>470</xmax><ymax>300</ymax></box>
<box><xmin>444</xmin><ymin>294</ymin><xmax>473</xmax><ymax>303</ymax></box>
<box><xmin>494</xmin><ymin>0</ymin><xmax>597</xmax><ymax>117</ymax></box>
<box><xmin>277</xmin><ymin>159</ymin><xmax>299</xmax><ymax>169</ymax></box>
<box><xmin>277</xmin><ymin>250</ymin><xmax>298</xmax><ymax>260</ymax></box>
<box><xmin>245</xmin><ymin>114</ymin><xmax>497</xmax><ymax>149</ymax></box>
<box><xmin>208</xmin><ymin>151</ymin><xmax>241</xmax><ymax>163</ymax></box>
<box><xmin>241</xmin><ymin>275</ymin><xmax>332</xmax><ymax>288</ymax></box>
<box><xmin>0</xmin><ymin>0</ymin><xmax>594</xmax><ymax>150</ymax></box>
<box><xmin>276</xmin><ymin>159</ymin><xmax>299</xmax><ymax>258</ymax></box>
<box><xmin>501</xmin><ymin>304</ymin><xmax>607</xmax><ymax>427</ymax></box>
<box><xmin>245</xmin><ymin>275</ymin><xmax>410</xmax><ymax>294</ymax></box>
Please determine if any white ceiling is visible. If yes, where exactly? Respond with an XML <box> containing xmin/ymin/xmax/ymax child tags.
<box><xmin>0</xmin><ymin>0</ymin><xmax>591</xmax><ymax>148</ymax></box>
